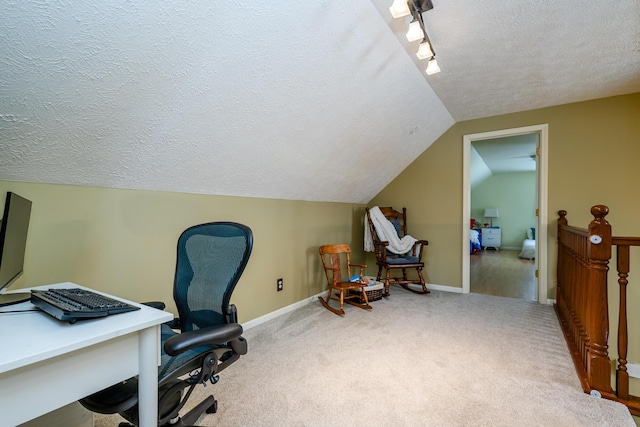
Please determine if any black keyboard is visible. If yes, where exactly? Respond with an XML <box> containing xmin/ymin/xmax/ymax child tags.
<box><xmin>31</xmin><ymin>288</ymin><xmax>140</xmax><ymax>323</ymax></box>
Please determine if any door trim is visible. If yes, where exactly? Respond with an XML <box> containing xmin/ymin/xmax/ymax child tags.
<box><xmin>462</xmin><ymin>124</ymin><xmax>549</xmax><ymax>303</ymax></box>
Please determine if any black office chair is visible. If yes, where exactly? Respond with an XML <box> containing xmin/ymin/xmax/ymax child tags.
<box><xmin>79</xmin><ymin>222</ymin><xmax>253</xmax><ymax>426</ymax></box>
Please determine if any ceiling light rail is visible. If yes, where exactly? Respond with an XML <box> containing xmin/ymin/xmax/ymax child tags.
<box><xmin>389</xmin><ymin>0</ymin><xmax>440</xmax><ymax>75</ymax></box>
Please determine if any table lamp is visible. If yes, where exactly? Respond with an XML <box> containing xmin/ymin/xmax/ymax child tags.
<box><xmin>484</xmin><ymin>208</ymin><xmax>499</xmax><ymax>227</ymax></box>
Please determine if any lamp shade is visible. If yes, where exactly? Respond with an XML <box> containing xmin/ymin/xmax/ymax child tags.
<box><xmin>416</xmin><ymin>41</ymin><xmax>434</xmax><ymax>59</ymax></box>
<box><xmin>426</xmin><ymin>58</ymin><xmax>440</xmax><ymax>74</ymax></box>
<box><xmin>406</xmin><ymin>20</ymin><xmax>424</xmax><ymax>42</ymax></box>
<box><xmin>389</xmin><ymin>0</ymin><xmax>411</xmax><ymax>18</ymax></box>
<box><xmin>484</xmin><ymin>208</ymin><xmax>499</xmax><ymax>218</ymax></box>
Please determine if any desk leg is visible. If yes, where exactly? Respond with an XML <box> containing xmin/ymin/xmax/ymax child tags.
<box><xmin>138</xmin><ymin>326</ymin><xmax>159</xmax><ymax>427</ymax></box>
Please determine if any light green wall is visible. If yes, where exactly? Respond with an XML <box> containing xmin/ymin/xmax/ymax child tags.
<box><xmin>371</xmin><ymin>92</ymin><xmax>640</xmax><ymax>294</ymax></box>
<box><xmin>0</xmin><ymin>181</ymin><xmax>366</xmax><ymax>322</ymax></box>
<box><xmin>471</xmin><ymin>172</ymin><xmax>536</xmax><ymax>248</ymax></box>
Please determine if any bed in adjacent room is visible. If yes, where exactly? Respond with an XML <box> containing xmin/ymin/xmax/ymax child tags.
<box><xmin>518</xmin><ymin>227</ymin><xmax>536</xmax><ymax>259</ymax></box>
<box><xmin>470</xmin><ymin>229</ymin><xmax>481</xmax><ymax>254</ymax></box>
<box><xmin>470</xmin><ymin>219</ymin><xmax>482</xmax><ymax>254</ymax></box>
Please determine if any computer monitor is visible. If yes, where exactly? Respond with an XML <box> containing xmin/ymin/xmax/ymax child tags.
<box><xmin>0</xmin><ymin>192</ymin><xmax>33</xmax><ymax>307</ymax></box>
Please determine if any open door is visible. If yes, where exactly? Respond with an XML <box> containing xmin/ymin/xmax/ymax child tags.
<box><xmin>462</xmin><ymin>124</ymin><xmax>549</xmax><ymax>303</ymax></box>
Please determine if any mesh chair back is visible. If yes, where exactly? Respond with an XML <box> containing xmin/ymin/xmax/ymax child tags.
<box><xmin>174</xmin><ymin>222</ymin><xmax>253</xmax><ymax>332</ymax></box>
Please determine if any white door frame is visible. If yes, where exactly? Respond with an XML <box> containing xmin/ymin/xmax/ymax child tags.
<box><xmin>462</xmin><ymin>124</ymin><xmax>549</xmax><ymax>303</ymax></box>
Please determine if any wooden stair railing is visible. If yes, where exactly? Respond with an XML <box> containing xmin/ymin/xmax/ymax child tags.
<box><xmin>556</xmin><ymin>206</ymin><xmax>640</xmax><ymax>415</ymax></box>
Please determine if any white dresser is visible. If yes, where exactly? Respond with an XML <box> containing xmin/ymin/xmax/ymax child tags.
<box><xmin>482</xmin><ymin>227</ymin><xmax>501</xmax><ymax>251</ymax></box>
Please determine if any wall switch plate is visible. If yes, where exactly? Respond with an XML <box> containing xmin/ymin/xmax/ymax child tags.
<box><xmin>277</xmin><ymin>278</ymin><xmax>283</xmax><ymax>292</ymax></box>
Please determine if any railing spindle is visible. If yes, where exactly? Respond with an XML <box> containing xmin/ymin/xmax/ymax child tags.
<box><xmin>615</xmin><ymin>243</ymin><xmax>630</xmax><ymax>401</ymax></box>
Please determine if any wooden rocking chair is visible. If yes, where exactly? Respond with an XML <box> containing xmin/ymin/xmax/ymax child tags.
<box><xmin>365</xmin><ymin>206</ymin><xmax>429</xmax><ymax>296</ymax></box>
<box><xmin>318</xmin><ymin>244</ymin><xmax>372</xmax><ymax>315</ymax></box>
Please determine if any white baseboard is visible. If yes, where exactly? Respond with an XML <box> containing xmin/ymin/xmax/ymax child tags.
<box><xmin>242</xmin><ymin>292</ymin><xmax>324</xmax><ymax>331</ymax></box>
<box><xmin>428</xmin><ymin>283</ymin><xmax>463</xmax><ymax>293</ymax></box>
<box><xmin>243</xmin><ymin>284</ymin><xmax>462</xmax><ymax>330</ymax></box>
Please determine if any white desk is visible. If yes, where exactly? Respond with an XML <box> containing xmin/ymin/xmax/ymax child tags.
<box><xmin>0</xmin><ymin>282</ymin><xmax>173</xmax><ymax>427</ymax></box>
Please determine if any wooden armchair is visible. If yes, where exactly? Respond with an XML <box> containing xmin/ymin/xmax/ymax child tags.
<box><xmin>365</xmin><ymin>206</ymin><xmax>429</xmax><ymax>296</ymax></box>
<box><xmin>318</xmin><ymin>244</ymin><xmax>373</xmax><ymax>315</ymax></box>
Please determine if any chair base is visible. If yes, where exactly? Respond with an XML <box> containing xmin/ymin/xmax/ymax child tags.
<box><xmin>116</xmin><ymin>395</ymin><xmax>217</xmax><ymax>427</ymax></box>
<box><xmin>318</xmin><ymin>295</ymin><xmax>372</xmax><ymax>316</ymax></box>
<box><xmin>180</xmin><ymin>395</ymin><xmax>217</xmax><ymax>426</ymax></box>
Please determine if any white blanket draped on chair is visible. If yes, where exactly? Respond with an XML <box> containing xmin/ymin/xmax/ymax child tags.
<box><xmin>364</xmin><ymin>206</ymin><xmax>418</xmax><ymax>255</ymax></box>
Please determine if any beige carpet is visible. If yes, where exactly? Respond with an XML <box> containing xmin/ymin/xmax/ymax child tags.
<box><xmin>95</xmin><ymin>290</ymin><xmax>635</xmax><ymax>426</ymax></box>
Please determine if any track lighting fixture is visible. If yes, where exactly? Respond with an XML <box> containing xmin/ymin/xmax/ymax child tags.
<box><xmin>389</xmin><ymin>0</ymin><xmax>441</xmax><ymax>75</ymax></box>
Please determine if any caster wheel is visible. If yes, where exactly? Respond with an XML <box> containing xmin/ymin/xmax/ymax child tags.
<box><xmin>206</xmin><ymin>399</ymin><xmax>218</xmax><ymax>414</ymax></box>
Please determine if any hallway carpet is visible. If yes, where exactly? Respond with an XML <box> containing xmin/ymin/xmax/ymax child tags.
<box><xmin>95</xmin><ymin>290</ymin><xmax>634</xmax><ymax>426</ymax></box>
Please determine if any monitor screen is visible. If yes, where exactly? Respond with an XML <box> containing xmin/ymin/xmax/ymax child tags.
<box><xmin>0</xmin><ymin>192</ymin><xmax>32</xmax><ymax>303</ymax></box>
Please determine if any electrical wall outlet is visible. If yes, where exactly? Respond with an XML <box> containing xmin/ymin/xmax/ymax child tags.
<box><xmin>277</xmin><ymin>278</ymin><xmax>283</xmax><ymax>292</ymax></box>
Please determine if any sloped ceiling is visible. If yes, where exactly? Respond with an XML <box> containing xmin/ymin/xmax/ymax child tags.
<box><xmin>371</xmin><ymin>0</ymin><xmax>640</xmax><ymax>121</ymax></box>
<box><xmin>470</xmin><ymin>134</ymin><xmax>537</xmax><ymax>190</ymax></box>
<box><xmin>1</xmin><ymin>1</ymin><xmax>639</xmax><ymax>203</ymax></box>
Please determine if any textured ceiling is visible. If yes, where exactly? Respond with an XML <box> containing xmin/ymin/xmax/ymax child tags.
<box><xmin>473</xmin><ymin>134</ymin><xmax>537</xmax><ymax>174</ymax></box>
<box><xmin>1</xmin><ymin>1</ymin><xmax>638</xmax><ymax>203</ymax></box>
<box><xmin>373</xmin><ymin>0</ymin><xmax>640</xmax><ymax>121</ymax></box>
<box><xmin>469</xmin><ymin>134</ymin><xmax>537</xmax><ymax>190</ymax></box>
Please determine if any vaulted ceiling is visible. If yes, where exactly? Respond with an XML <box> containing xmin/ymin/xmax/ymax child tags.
<box><xmin>1</xmin><ymin>1</ymin><xmax>639</xmax><ymax>203</ymax></box>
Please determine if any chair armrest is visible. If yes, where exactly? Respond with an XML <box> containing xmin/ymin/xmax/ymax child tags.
<box><xmin>164</xmin><ymin>323</ymin><xmax>244</xmax><ymax>356</ymax></box>
<box><xmin>164</xmin><ymin>318</ymin><xmax>181</xmax><ymax>330</ymax></box>
<box><xmin>142</xmin><ymin>301</ymin><xmax>166</xmax><ymax>310</ymax></box>
<box><xmin>142</xmin><ymin>301</ymin><xmax>180</xmax><ymax>328</ymax></box>
<box><xmin>413</xmin><ymin>239</ymin><xmax>429</xmax><ymax>260</ymax></box>
<box><xmin>347</xmin><ymin>263</ymin><xmax>368</xmax><ymax>282</ymax></box>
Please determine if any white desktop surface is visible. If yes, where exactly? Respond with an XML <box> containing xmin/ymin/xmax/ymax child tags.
<box><xmin>0</xmin><ymin>282</ymin><xmax>173</xmax><ymax>427</ymax></box>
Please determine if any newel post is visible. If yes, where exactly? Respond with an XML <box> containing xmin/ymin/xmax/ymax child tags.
<box><xmin>586</xmin><ymin>205</ymin><xmax>613</xmax><ymax>393</ymax></box>
<box><xmin>558</xmin><ymin>210</ymin><xmax>568</xmax><ymax>227</ymax></box>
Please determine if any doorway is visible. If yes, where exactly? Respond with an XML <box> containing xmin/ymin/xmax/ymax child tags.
<box><xmin>461</xmin><ymin>124</ymin><xmax>549</xmax><ymax>303</ymax></box>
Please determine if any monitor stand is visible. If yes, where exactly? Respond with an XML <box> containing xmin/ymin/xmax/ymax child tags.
<box><xmin>0</xmin><ymin>292</ymin><xmax>31</xmax><ymax>307</ymax></box>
